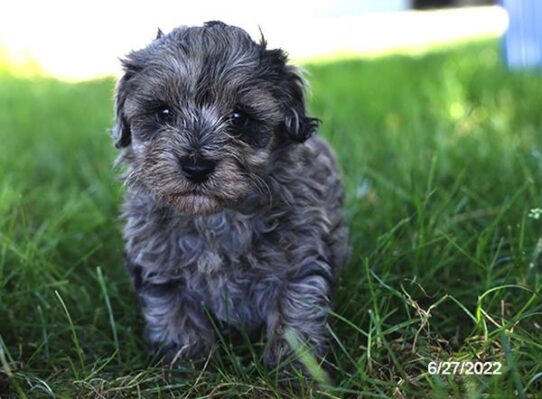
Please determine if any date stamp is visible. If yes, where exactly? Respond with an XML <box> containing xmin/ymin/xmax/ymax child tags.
<box><xmin>428</xmin><ymin>361</ymin><xmax>502</xmax><ymax>375</ymax></box>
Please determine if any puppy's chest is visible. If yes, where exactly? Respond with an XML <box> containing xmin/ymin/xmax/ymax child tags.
<box><xmin>173</xmin><ymin>212</ymin><xmax>284</xmax><ymax>327</ymax></box>
<box><xmin>145</xmin><ymin>211</ymin><xmax>286</xmax><ymax>293</ymax></box>
<box><xmin>175</xmin><ymin>212</ymin><xmax>264</xmax><ymax>271</ymax></box>
<box><xmin>131</xmin><ymin>209</ymin><xmax>289</xmax><ymax>321</ymax></box>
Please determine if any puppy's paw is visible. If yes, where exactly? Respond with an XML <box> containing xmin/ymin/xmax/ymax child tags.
<box><xmin>153</xmin><ymin>338</ymin><xmax>213</xmax><ymax>369</ymax></box>
<box><xmin>263</xmin><ymin>335</ymin><xmax>291</xmax><ymax>368</ymax></box>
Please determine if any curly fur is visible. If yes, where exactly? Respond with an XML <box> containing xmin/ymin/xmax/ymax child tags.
<box><xmin>112</xmin><ymin>21</ymin><xmax>349</xmax><ymax>370</ymax></box>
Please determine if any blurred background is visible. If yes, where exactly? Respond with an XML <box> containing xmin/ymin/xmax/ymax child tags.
<box><xmin>0</xmin><ymin>0</ymin><xmax>514</xmax><ymax>81</ymax></box>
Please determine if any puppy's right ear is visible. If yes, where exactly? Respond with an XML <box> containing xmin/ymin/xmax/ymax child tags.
<box><xmin>112</xmin><ymin>64</ymin><xmax>136</xmax><ymax>149</ymax></box>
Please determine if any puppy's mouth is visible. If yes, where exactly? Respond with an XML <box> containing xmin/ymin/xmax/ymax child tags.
<box><xmin>164</xmin><ymin>192</ymin><xmax>224</xmax><ymax>215</ymax></box>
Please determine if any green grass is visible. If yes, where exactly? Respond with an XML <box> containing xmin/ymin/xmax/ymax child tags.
<box><xmin>1</xmin><ymin>40</ymin><xmax>542</xmax><ymax>398</ymax></box>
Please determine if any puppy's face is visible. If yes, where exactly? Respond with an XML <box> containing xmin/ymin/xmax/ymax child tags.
<box><xmin>113</xmin><ymin>21</ymin><xmax>318</xmax><ymax>214</ymax></box>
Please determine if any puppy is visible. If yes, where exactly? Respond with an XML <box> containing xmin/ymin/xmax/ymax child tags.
<box><xmin>112</xmin><ymin>21</ymin><xmax>349</xmax><ymax>371</ymax></box>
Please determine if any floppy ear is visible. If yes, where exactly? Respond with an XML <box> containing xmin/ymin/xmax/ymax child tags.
<box><xmin>263</xmin><ymin>48</ymin><xmax>319</xmax><ymax>143</ymax></box>
<box><xmin>280</xmin><ymin>65</ymin><xmax>320</xmax><ymax>142</ymax></box>
<box><xmin>112</xmin><ymin>65</ymin><xmax>136</xmax><ymax>149</ymax></box>
<box><xmin>114</xmin><ymin>31</ymin><xmax>163</xmax><ymax>149</ymax></box>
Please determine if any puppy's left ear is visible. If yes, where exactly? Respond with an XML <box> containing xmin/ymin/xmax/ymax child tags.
<box><xmin>265</xmin><ymin>49</ymin><xmax>319</xmax><ymax>142</ymax></box>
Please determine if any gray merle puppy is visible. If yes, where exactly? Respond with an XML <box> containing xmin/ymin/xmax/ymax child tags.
<box><xmin>112</xmin><ymin>21</ymin><xmax>349</xmax><ymax>370</ymax></box>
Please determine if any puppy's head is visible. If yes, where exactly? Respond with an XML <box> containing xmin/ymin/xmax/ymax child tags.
<box><xmin>113</xmin><ymin>21</ymin><xmax>318</xmax><ymax>215</ymax></box>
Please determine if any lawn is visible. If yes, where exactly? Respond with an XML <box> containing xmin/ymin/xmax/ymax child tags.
<box><xmin>1</xmin><ymin>40</ymin><xmax>541</xmax><ymax>398</ymax></box>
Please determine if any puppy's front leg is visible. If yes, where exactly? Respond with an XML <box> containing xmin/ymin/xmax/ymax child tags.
<box><xmin>127</xmin><ymin>260</ymin><xmax>214</xmax><ymax>363</ymax></box>
<box><xmin>139</xmin><ymin>284</ymin><xmax>214</xmax><ymax>363</ymax></box>
<box><xmin>264</xmin><ymin>266</ymin><xmax>332</xmax><ymax>370</ymax></box>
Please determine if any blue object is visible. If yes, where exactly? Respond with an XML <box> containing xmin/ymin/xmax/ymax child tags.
<box><xmin>501</xmin><ymin>0</ymin><xmax>542</xmax><ymax>69</ymax></box>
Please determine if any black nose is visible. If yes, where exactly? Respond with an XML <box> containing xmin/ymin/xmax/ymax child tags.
<box><xmin>179</xmin><ymin>157</ymin><xmax>216</xmax><ymax>183</ymax></box>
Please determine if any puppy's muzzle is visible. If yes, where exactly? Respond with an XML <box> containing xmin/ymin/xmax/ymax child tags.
<box><xmin>179</xmin><ymin>156</ymin><xmax>216</xmax><ymax>184</ymax></box>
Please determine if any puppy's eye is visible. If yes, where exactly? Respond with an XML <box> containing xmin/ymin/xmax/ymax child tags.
<box><xmin>155</xmin><ymin>106</ymin><xmax>173</xmax><ymax>124</ymax></box>
<box><xmin>229</xmin><ymin>110</ymin><xmax>249</xmax><ymax>129</ymax></box>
